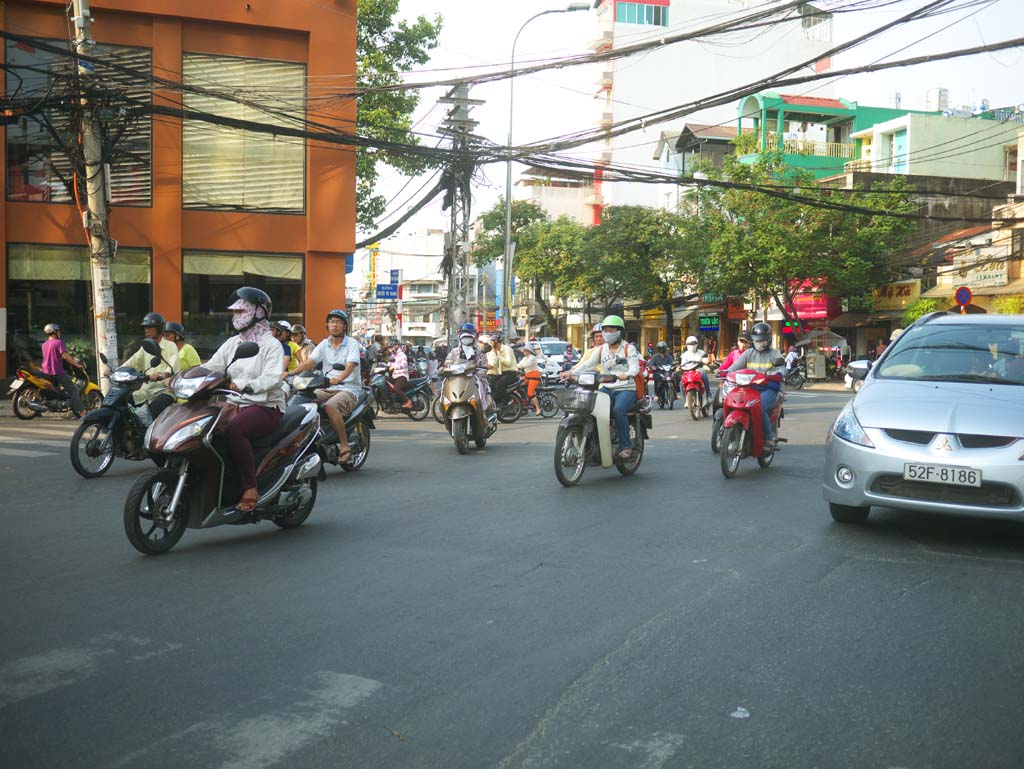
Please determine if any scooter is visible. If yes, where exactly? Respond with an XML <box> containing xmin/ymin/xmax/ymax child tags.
<box><xmin>679</xmin><ymin>360</ymin><xmax>711</xmax><ymax>420</ymax></box>
<box><xmin>438</xmin><ymin>362</ymin><xmax>496</xmax><ymax>454</ymax></box>
<box><xmin>709</xmin><ymin>373</ymin><xmax>734</xmax><ymax>454</ymax></box>
<box><xmin>784</xmin><ymin>360</ymin><xmax>806</xmax><ymax>390</ymax></box>
<box><xmin>288</xmin><ymin>363</ymin><xmax>375</xmax><ymax>472</ymax></box>
<box><xmin>8</xmin><ymin>361</ymin><xmax>102</xmax><ymax>419</ymax></box>
<box><xmin>553</xmin><ymin>371</ymin><xmax>652</xmax><ymax>487</ymax></box>
<box><xmin>718</xmin><ymin>366</ymin><xmax>786</xmax><ymax>479</ymax></box>
<box><xmin>125</xmin><ymin>341</ymin><xmax>321</xmax><ymax>555</ymax></box>
<box><xmin>652</xmin><ymin>364</ymin><xmax>676</xmax><ymax>410</ymax></box>
<box><xmin>368</xmin><ymin>363</ymin><xmax>432</xmax><ymax>420</ymax></box>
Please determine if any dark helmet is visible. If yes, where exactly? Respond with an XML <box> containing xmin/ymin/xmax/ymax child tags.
<box><xmin>163</xmin><ymin>321</ymin><xmax>186</xmax><ymax>341</ymax></box>
<box><xmin>227</xmin><ymin>287</ymin><xmax>272</xmax><ymax>319</ymax></box>
<box><xmin>290</xmin><ymin>324</ymin><xmax>306</xmax><ymax>335</ymax></box>
<box><xmin>459</xmin><ymin>322</ymin><xmax>478</xmax><ymax>335</ymax></box>
<box><xmin>656</xmin><ymin>341</ymin><xmax>667</xmax><ymax>350</ymax></box>
<box><xmin>142</xmin><ymin>312</ymin><xmax>165</xmax><ymax>329</ymax></box>
<box><xmin>750</xmin><ymin>322</ymin><xmax>771</xmax><ymax>341</ymax></box>
<box><xmin>387</xmin><ymin>337</ymin><xmax>400</xmax><ymax>347</ymax></box>
<box><xmin>325</xmin><ymin>309</ymin><xmax>348</xmax><ymax>324</ymax></box>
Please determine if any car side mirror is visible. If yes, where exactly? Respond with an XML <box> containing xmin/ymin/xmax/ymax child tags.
<box><xmin>846</xmin><ymin>360</ymin><xmax>871</xmax><ymax>380</ymax></box>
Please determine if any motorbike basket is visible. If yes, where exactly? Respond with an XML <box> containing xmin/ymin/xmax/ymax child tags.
<box><xmin>559</xmin><ymin>388</ymin><xmax>596</xmax><ymax>414</ymax></box>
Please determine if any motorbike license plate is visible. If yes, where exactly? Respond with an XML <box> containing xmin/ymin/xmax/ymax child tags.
<box><xmin>8</xmin><ymin>379</ymin><xmax>22</xmax><ymax>391</ymax></box>
<box><xmin>903</xmin><ymin>463</ymin><xmax>981</xmax><ymax>487</ymax></box>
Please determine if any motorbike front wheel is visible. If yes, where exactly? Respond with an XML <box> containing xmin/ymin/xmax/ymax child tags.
<box><xmin>687</xmin><ymin>391</ymin><xmax>701</xmax><ymax>421</ymax></box>
<box><xmin>273</xmin><ymin>478</ymin><xmax>318</xmax><ymax>528</ymax></box>
<box><xmin>720</xmin><ymin>424</ymin><xmax>744</xmax><ymax>479</ymax></box>
<box><xmin>123</xmin><ymin>467</ymin><xmax>187</xmax><ymax>555</ymax></box>
<box><xmin>11</xmin><ymin>387</ymin><xmax>39</xmax><ymax>420</ymax></box>
<box><xmin>70</xmin><ymin>421</ymin><xmax>116</xmax><ymax>478</ymax></box>
<box><xmin>432</xmin><ymin>393</ymin><xmax>445</xmax><ymax>424</ymax></box>
<box><xmin>496</xmin><ymin>393</ymin><xmax>524</xmax><ymax>424</ymax></box>
<box><xmin>407</xmin><ymin>393</ymin><xmax>430</xmax><ymax>421</ymax></box>
<box><xmin>554</xmin><ymin>425</ymin><xmax>586</xmax><ymax>487</ymax></box>
<box><xmin>451</xmin><ymin>419</ymin><xmax>469</xmax><ymax>454</ymax></box>
<box><xmin>787</xmin><ymin>373</ymin><xmax>805</xmax><ymax>390</ymax></box>
<box><xmin>84</xmin><ymin>390</ymin><xmax>102</xmax><ymax>411</ymax></box>
<box><xmin>341</xmin><ymin>420</ymin><xmax>370</xmax><ymax>471</ymax></box>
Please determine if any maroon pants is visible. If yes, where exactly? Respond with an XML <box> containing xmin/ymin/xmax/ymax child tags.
<box><xmin>223</xmin><ymin>405</ymin><xmax>282</xmax><ymax>491</ymax></box>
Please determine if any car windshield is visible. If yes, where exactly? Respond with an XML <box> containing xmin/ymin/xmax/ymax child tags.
<box><xmin>877</xmin><ymin>322</ymin><xmax>1024</xmax><ymax>385</ymax></box>
<box><xmin>540</xmin><ymin>342</ymin><xmax>567</xmax><ymax>356</ymax></box>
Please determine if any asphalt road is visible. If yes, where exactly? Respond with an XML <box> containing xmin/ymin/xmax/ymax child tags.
<box><xmin>3</xmin><ymin>389</ymin><xmax>1024</xmax><ymax>769</ymax></box>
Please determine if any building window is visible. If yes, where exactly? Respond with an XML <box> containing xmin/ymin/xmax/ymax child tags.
<box><xmin>5</xmin><ymin>39</ymin><xmax>152</xmax><ymax>205</ymax></box>
<box><xmin>6</xmin><ymin>244</ymin><xmax>151</xmax><ymax>374</ymax></box>
<box><xmin>182</xmin><ymin>54</ymin><xmax>305</xmax><ymax>213</ymax></box>
<box><xmin>182</xmin><ymin>251</ymin><xmax>303</xmax><ymax>358</ymax></box>
<box><xmin>615</xmin><ymin>2</ymin><xmax>668</xmax><ymax>26</ymax></box>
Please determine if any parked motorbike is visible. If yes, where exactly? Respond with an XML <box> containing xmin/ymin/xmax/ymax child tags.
<box><xmin>8</xmin><ymin>361</ymin><xmax>101</xmax><ymax>419</ymax></box>
<box><xmin>69</xmin><ymin>349</ymin><xmax>168</xmax><ymax>478</ymax></box>
<box><xmin>718</xmin><ymin>365</ymin><xmax>787</xmax><ymax>479</ymax></box>
<box><xmin>492</xmin><ymin>375</ymin><xmax>526</xmax><ymax>423</ymax></box>
<box><xmin>288</xmin><ymin>363</ymin><xmax>375</xmax><ymax>472</ymax></box>
<box><xmin>679</xmin><ymin>360</ymin><xmax>711</xmax><ymax>420</ymax></box>
<box><xmin>438</xmin><ymin>362</ymin><xmax>496</xmax><ymax>454</ymax></box>
<box><xmin>368</xmin><ymin>363</ymin><xmax>431</xmax><ymax>420</ymax></box>
<box><xmin>125</xmin><ymin>342</ymin><xmax>321</xmax><ymax>555</ymax></box>
<box><xmin>784</xmin><ymin>360</ymin><xmax>806</xmax><ymax>390</ymax></box>
<box><xmin>553</xmin><ymin>371</ymin><xmax>652</xmax><ymax>487</ymax></box>
<box><xmin>652</xmin><ymin>364</ymin><xmax>676</xmax><ymax>410</ymax></box>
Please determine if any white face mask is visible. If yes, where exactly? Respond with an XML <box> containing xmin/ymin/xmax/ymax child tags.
<box><xmin>459</xmin><ymin>335</ymin><xmax>475</xmax><ymax>347</ymax></box>
<box><xmin>603</xmin><ymin>329</ymin><xmax>621</xmax><ymax>344</ymax></box>
<box><xmin>754</xmin><ymin>339</ymin><xmax>769</xmax><ymax>352</ymax></box>
<box><xmin>686</xmin><ymin>344</ymin><xmax>697</xmax><ymax>352</ymax></box>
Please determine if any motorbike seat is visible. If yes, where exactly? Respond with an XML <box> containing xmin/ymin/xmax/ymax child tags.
<box><xmin>252</xmin><ymin>404</ymin><xmax>309</xmax><ymax>450</ymax></box>
<box><xmin>626</xmin><ymin>396</ymin><xmax>654</xmax><ymax>416</ymax></box>
<box><xmin>407</xmin><ymin>376</ymin><xmax>429</xmax><ymax>390</ymax></box>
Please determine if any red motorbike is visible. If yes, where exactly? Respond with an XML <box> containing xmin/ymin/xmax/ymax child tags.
<box><xmin>678</xmin><ymin>360</ymin><xmax>710</xmax><ymax>420</ymax></box>
<box><xmin>718</xmin><ymin>367</ymin><xmax>786</xmax><ymax>478</ymax></box>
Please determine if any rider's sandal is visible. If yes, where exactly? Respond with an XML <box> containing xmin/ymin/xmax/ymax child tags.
<box><xmin>236</xmin><ymin>489</ymin><xmax>259</xmax><ymax>512</ymax></box>
<box><xmin>337</xmin><ymin>447</ymin><xmax>353</xmax><ymax>464</ymax></box>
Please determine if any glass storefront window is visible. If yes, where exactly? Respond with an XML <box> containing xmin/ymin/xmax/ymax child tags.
<box><xmin>6</xmin><ymin>244</ymin><xmax>152</xmax><ymax>376</ymax></box>
<box><xmin>5</xmin><ymin>39</ymin><xmax>152</xmax><ymax>205</ymax></box>
<box><xmin>182</xmin><ymin>54</ymin><xmax>305</xmax><ymax>213</ymax></box>
<box><xmin>182</xmin><ymin>251</ymin><xmax>303</xmax><ymax>359</ymax></box>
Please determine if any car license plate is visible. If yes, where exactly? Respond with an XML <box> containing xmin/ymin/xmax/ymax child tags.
<box><xmin>8</xmin><ymin>379</ymin><xmax>22</xmax><ymax>391</ymax></box>
<box><xmin>903</xmin><ymin>463</ymin><xmax>981</xmax><ymax>487</ymax></box>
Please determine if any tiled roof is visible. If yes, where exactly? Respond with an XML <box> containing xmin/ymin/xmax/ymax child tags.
<box><xmin>779</xmin><ymin>94</ymin><xmax>847</xmax><ymax>110</ymax></box>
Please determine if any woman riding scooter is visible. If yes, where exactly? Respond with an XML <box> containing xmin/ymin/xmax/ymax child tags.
<box><xmin>385</xmin><ymin>337</ymin><xmax>414</xmax><ymax>411</ymax></box>
<box><xmin>203</xmin><ymin>287</ymin><xmax>285</xmax><ymax>512</ymax></box>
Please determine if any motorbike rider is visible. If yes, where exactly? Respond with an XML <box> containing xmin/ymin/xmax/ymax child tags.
<box><xmin>784</xmin><ymin>344</ymin><xmax>800</xmax><ymax>372</ymax></box>
<box><xmin>485</xmin><ymin>332</ymin><xmax>518</xmax><ymax>405</ymax></box>
<box><xmin>718</xmin><ymin>334</ymin><xmax>749</xmax><ymax>372</ymax></box>
<box><xmin>679</xmin><ymin>335</ymin><xmax>711</xmax><ymax>403</ymax></box>
<box><xmin>290</xmin><ymin>324</ymin><xmax>315</xmax><ymax>365</ymax></box>
<box><xmin>385</xmin><ymin>337</ymin><xmax>413</xmax><ymax>410</ymax></box>
<box><xmin>445</xmin><ymin>323</ymin><xmax>492</xmax><ymax>410</ymax></box>
<box><xmin>572</xmin><ymin>315</ymin><xmax>640</xmax><ymax>461</ymax></box>
<box><xmin>272</xmin><ymin>320</ymin><xmax>299</xmax><ymax>373</ymax></box>
<box><xmin>721</xmin><ymin>321</ymin><xmax>784</xmax><ymax>447</ymax></box>
<box><xmin>40</xmin><ymin>322</ymin><xmax>86</xmax><ymax>417</ymax></box>
<box><xmin>121</xmin><ymin>312</ymin><xmax>179</xmax><ymax>420</ymax></box>
<box><xmin>649</xmin><ymin>340</ymin><xmax>675</xmax><ymax>397</ymax></box>
<box><xmin>203</xmin><ymin>288</ymin><xmax>286</xmax><ymax>512</ymax></box>
<box><xmin>163</xmin><ymin>322</ymin><xmax>201</xmax><ymax>372</ymax></box>
<box><xmin>292</xmin><ymin>309</ymin><xmax>361</xmax><ymax>464</ymax></box>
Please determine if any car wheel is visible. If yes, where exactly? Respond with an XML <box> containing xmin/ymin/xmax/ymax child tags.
<box><xmin>829</xmin><ymin>502</ymin><xmax>870</xmax><ymax>524</ymax></box>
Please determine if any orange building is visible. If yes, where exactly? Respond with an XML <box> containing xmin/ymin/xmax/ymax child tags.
<box><xmin>1</xmin><ymin>0</ymin><xmax>356</xmax><ymax>376</ymax></box>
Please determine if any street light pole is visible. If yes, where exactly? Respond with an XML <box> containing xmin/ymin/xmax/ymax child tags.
<box><xmin>502</xmin><ymin>2</ymin><xmax>590</xmax><ymax>340</ymax></box>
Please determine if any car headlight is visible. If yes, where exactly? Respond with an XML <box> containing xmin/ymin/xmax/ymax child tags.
<box><xmin>164</xmin><ymin>416</ymin><xmax>213</xmax><ymax>451</ymax></box>
<box><xmin>831</xmin><ymin>401</ymin><xmax>874</xmax><ymax>448</ymax></box>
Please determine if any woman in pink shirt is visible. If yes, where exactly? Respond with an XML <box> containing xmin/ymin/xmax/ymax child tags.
<box><xmin>386</xmin><ymin>338</ymin><xmax>413</xmax><ymax>410</ymax></box>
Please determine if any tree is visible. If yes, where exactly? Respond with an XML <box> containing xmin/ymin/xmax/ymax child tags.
<box><xmin>902</xmin><ymin>298</ymin><xmax>940</xmax><ymax>325</ymax></box>
<box><xmin>357</xmin><ymin>0</ymin><xmax>441</xmax><ymax>230</ymax></box>
<box><xmin>699</xmin><ymin>153</ymin><xmax>915</xmax><ymax>325</ymax></box>
<box><xmin>471</xmin><ymin>198</ymin><xmax>547</xmax><ymax>267</ymax></box>
<box><xmin>515</xmin><ymin>216</ymin><xmax>589</xmax><ymax>333</ymax></box>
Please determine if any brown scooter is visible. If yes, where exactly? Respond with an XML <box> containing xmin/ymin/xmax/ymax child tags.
<box><xmin>438</xmin><ymin>361</ymin><xmax>496</xmax><ymax>454</ymax></box>
<box><xmin>122</xmin><ymin>340</ymin><xmax>322</xmax><ymax>555</ymax></box>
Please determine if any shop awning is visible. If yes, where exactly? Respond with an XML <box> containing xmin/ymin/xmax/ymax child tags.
<box><xmin>923</xmin><ymin>279</ymin><xmax>1024</xmax><ymax>299</ymax></box>
<box><xmin>829</xmin><ymin>312</ymin><xmax>871</xmax><ymax>328</ymax></box>
<box><xmin>866</xmin><ymin>309</ymin><xmax>907</xmax><ymax>323</ymax></box>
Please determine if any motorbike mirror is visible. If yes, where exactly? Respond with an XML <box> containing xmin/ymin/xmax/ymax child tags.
<box><xmin>232</xmin><ymin>342</ymin><xmax>260</xmax><ymax>362</ymax></box>
<box><xmin>141</xmin><ymin>338</ymin><xmax>161</xmax><ymax>357</ymax></box>
<box><xmin>772</xmin><ymin>356</ymin><xmax>786</xmax><ymax>367</ymax></box>
<box><xmin>846</xmin><ymin>359</ymin><xmax>871</xmax><ymax>380</ymax></box>
<box><xmin>99</xmin><ymin>352</ymin><xmax>108</xmax><ymax>365</ymax></box>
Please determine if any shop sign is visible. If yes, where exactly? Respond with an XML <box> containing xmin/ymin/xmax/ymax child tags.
<box><xmin>700</xmin><ymin>292</ymin><xmax>724</xmax><ymax>305</ymax></box>
<box><xmin>726</xmin><ymin>299</ymin><xmax>747</xmax><ymax>320</ymax></box>
<box><xmin>640</xmin><ymin>308</ymin><xmax>663</xmax><ymax>319</ymax></box>
<box><xmin>698</xmin><ymin>313</ymin><xmax>720</xmax><ymax>331</ymax></box>
<box><xmin>872</xmin><ymin>279</ymin><xmax>920</xmax><ymax>310</ymax></box>
<box><xmin>953</xmin><ymin>255</ymin><xmax>1007</xmax><ymax>288</ymax></box>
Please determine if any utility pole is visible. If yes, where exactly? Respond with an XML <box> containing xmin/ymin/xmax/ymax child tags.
<box><xmin>438</xmin><ymin>85</ymin><xmax>483</xmax><ymax>344</ymax></box>
<box><xmin>71</xmin><ymin>0</ymin><xmax>118</xmax><ymax>391</ymax></box>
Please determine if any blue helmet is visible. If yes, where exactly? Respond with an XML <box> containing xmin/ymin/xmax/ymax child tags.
<box><xmin>459</xmin><ymin>322</ymin><xmax>477</xmax><ymax>336</ymax></box>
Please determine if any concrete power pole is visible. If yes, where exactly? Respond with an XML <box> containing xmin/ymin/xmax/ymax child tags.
<box><xmin>71</xmin><ymin>0</ymin><xmax>118</xmax><ymax>391</ymax></box>
<box><xmin>438</xmin><ymin>85</ymin><xmax>482</xmax><ymax>344</ymax></box>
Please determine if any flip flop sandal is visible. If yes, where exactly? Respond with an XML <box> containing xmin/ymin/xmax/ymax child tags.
<box><xmin>337</xmin><ymin>448</ymin><xmax>353</xmax><ymax>464</ymax></box>
<box><xmin>236</xmin><ymin>490</ymin><xmax>259</xmax><ymax>512</ymax></box>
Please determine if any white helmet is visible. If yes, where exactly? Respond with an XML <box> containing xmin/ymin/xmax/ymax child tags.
<box><xmin>685</xmin><ymin>335</ymin><xmax>699</xmax><ymax>346</ymax></box>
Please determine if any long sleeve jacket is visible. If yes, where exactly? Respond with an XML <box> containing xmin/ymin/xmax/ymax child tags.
<box><xmin>205</xmin><ymin>335</ymin><xmax>287</xmax><ymax>410</ymax></box>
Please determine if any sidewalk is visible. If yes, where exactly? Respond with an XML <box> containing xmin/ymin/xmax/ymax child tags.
<box><xmin>801</xmin><ymin>381</ymin><xmax>849</xmax><ymax>392</ymax></box>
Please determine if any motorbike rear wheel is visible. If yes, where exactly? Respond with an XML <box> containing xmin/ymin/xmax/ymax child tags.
<box><xmin>667</xmin><ymin>385</ymin><xmax>676</xmax><ymax>410</ymax></box>
<box><xmin>687</xmin><ymin>390</ymin><xmax>701</xmax><ymax>421</ymax></box>
<box><xmin>615</xmin><ymin>422</ymin><xmax>644</xmax><ymax>476</ymax></box>
<box><xmin>452</xmin><ymin>418</ymin><xmax>469</xmax><ymax>454</ymax></box>
<box><xmin>539</xmin><ymin>392</ymin><xmax>559</xmax><ymax>418</ymax></box>
<box><xmin>123</xmin><ymin>467</ymin><xmax>187</xmax><ymax>555</ymax></box>
<box><xmin>554</xmin><ymin>425</ymin><xmax>586</xmax><ymax>487</ymax></box>
<box><xmin>431</xmin><ymin>393</ymin><xmax>445</xmax><ymax>424</ymax></box>
<box><xmin>496</xmin><ymin>393</ymin><xmax>524</xmax><ymax>424</ymax></box>
<box><xmin>273</xmin><ymin>479</ymin><xmax>318</xmax><ymax>528</ymax></box>
<box><xmin>84</xmin><ymin>390</ymin><xmax>102</xmax><ymax>411</ymax></box>
<box><xmin>787</xmin><ymin>373</ymin><xmax>805</xmax><ymax>390</ymax></box>
<box><xmin>341</xmin><ymin>420</ymin><xmax>370</xmax><ymax>471</ymax></box>
<box><xmin>12</xmin><ymin>387</ymin><xmax>39</xmax><ymax>420</ymax></box>
<box><xmin>720</xmin><ymin>424</ymin><xmax>744</xmax><ymax>479</ymax></box>
<box><xmin>70</xmin><ymin>421</ymin><xmax>115</xmax><ymax>478</ymax></box>
<box><xmin>710</xmin><ymin>418</ymin><xmax>723</xmax><ymax>454</ymax></box>
<box><xmin>756</xmin><ymin>446</ymin><xmax>775</xmax><ymax>468</ymax></box>
<box><xmin>406</xmin><ymin>393</ymin><xmax>430</xmax><ymax>421</ymax></box>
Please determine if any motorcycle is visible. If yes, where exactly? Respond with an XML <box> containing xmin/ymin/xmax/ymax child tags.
<box><xmin>288</xmin><ymin>363</ymin><xmax>375</xmax><ymax>472</ymax></box>
<box><xmin>8</xmin><ymin>361</ymin><xmax>102</xmax><ymax>419</ymax></box>
<box><xmin>679</xmin><ymin>360</ymin><xmax>711</xmax><ymax>420</ymax></box>
<box><xmin>438</xmin><ymin>362</ymin><xmax>496</xmax><ymax>454</ymax></box>
<box><xmin>553</xmin><ymin>371</ymin><xmax>652</xmax><ymax>487</ymax></box>
<box><xmin>709</xmin><ymin>374</ymin><xmax>734</xmax><ymax>454</ymax></box>
<box><xmin>784</xmin><ymin>360</ymin><xmax>805</xmax><ymax>390</ymax></box>
<box><xmin>652</xmin><ymin>364</ymin><xmax>676</xmax><ymax>410</ymax></box>
<box><xmin>718</xmin><ymin>365</ymin><xmax>787</xmax><ymax>479</ymax></box>
<box><xmin>368</xmin><ymin>363</ymin><xmax>432</xmax><ymax>420</ymax></box>
<box><xmin>492</xmin><ymin>375</ymin><xmax>526</xmax><ymax>423</ymax></box>
<box><xmin>69</xmin><ymin>351</ymin><xmax>168</xmax><ymax>478</ymax></box>
<box><xmin>125</xmin><ymin>342</ymin><xmax>321</xmax><ymax>555</ymax></box>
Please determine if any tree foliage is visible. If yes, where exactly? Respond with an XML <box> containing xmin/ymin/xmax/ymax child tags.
<box><xmin>357</xmin><ymin>0</ymin><xmax>441</xmax><ymax>230</ymax></box>
<box><xmin>902</xmin><ymin>298</ymin><xmax>940</xmax><ymax>325</ymax></box>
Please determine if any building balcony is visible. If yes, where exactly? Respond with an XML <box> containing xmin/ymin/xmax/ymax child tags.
<box><xmin>844</xmin><ymin>158</ymin><xmax>873</xmax><ymax>172</ymax></box>
<box><xmin>764</xmin><ymin>133</ymin><xmax>854</xmax><ymax>159</ymax></box>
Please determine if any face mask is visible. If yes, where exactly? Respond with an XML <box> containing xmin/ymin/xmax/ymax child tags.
<box><xmin>603</xmin><ymin>330</ymin><xmax>621</xmax><ymax>344</ymax></box>
<box><xmin>754</xmin><ymin>340</ymin><xmax>768</xmax><ymax>352</ymax></box>
<box><xmin>231</xmin><ymin>304</ymin><xmax>255</xmax><ymax>331</ymax></box>
<box><xmin>459</xmin><ymin>335</ymin><xmax>475</xmax><ymax>347</ymax></box>
<box><xmin>686</xmin><ymin>344</ymin><xmax>697</xmax><ymax>352</ymax></box>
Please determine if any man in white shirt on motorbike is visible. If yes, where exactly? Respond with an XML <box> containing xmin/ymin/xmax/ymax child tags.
<box><xmin>679</xmin><ymin>335</ymin><xmax>711</xmax><ymax>404</ymax></box>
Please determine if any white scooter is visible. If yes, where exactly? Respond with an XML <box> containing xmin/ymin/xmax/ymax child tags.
<box><xmin>553</xmin><ymin>370</ymin><xmax>652</xmax><ymax>487</ymax></box>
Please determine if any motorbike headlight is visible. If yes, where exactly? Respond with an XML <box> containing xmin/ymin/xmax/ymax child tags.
<box><xmin>293</xmin><ymin>374</ymin><xmax>316</xmax><ymax>390</ymax></box>
<box><xmin>111</xmin><ymin>369</ymin><xmax>136</xmax><ymax>384</ymax></box>
<box><xmin>578</xmin><ymin>372</ymin><xmax>596</xmax><ymax>386</ymax></box>
<box><xmin>733</xmin><ymin>372</ymin><xmax>756</xmax><ymax>386</ymax></box>
<box><xmin>173</xmin><ymin>377</ymin><xmax>204</xmax><ymax>399</ymax></box>
<box><xmin>831</xmin><ymin>401</ymin><xmax>874</xmax><ymax>448</ymax></box>
<box><xmin>164</xmin><ymin>415</ymin><xmax>213</xmax><ymax>451</ymax></box>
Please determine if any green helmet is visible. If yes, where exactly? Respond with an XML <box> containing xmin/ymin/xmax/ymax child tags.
<box><xmin>600</xmin><ymin>314</ymin><xmax>625</xmax><ymax>330</ymax></box>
